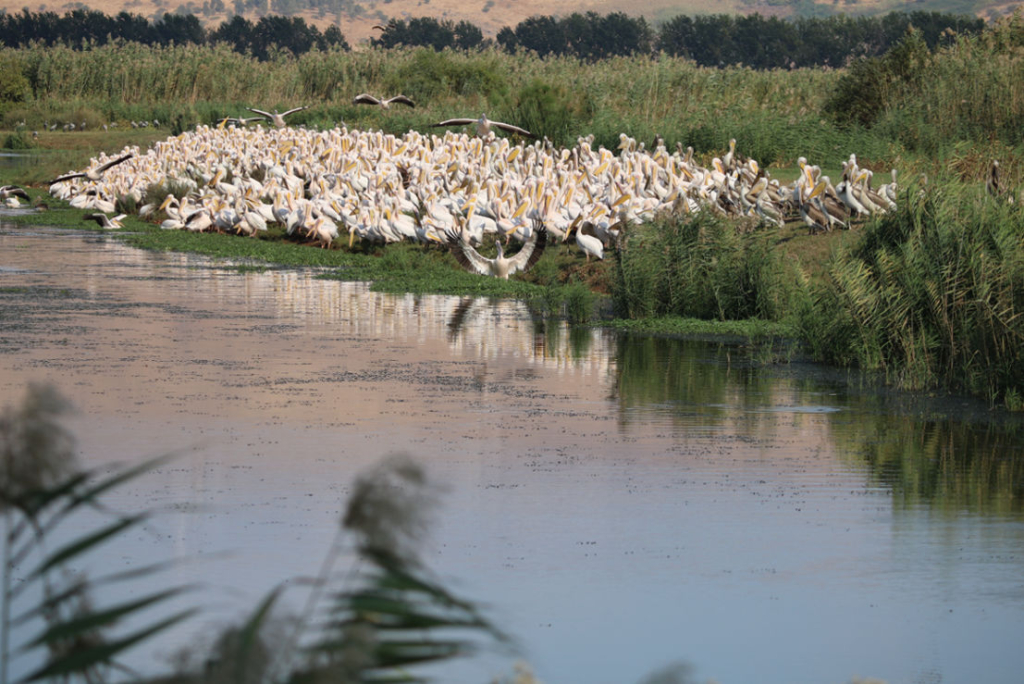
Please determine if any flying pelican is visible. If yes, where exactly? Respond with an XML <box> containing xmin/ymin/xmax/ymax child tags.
<box><xmin>0</xmin><ymin>185</ymin><xmax>29</xmax><ymax>202</ymax></box>
<box><xmin>218</xmin><ymin>116</ymin><xmax>262</xmax><ymax>129</ymax></box>
<box><xmin>446</xmin><ymin>222</ymin><xmax>547</xmax><ymax>279</ymax></box>
<box><xmin>84</xmin><ymin>212</ymin><xmax>127</xmax><ymax>229</ymax></box>
<box><xmin>352</xmin><ymin>94</ymin><xmax>416</xmax><ymax>109</ymax></box>
<box><xmin>431</xmin><ymin>114</ymin><xmax>535</xmax><ymax>139</ymax></box>
<box><xmin>48</xmin><ymin>153</ymin><xmax>134</xmax><ymax>185</ymax></box>
<box><xmin>246</xmin><ymin>106</ymin><xmax>309</xmax><ymax>128</ymax></box>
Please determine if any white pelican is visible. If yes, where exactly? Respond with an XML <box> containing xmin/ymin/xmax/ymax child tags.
<box><xmin>570</xmin><ymin>221</ymin><xmax>605</xmax><ymax>261</ymax></box>
<box><xmin>0</xmin><ymin>185</ymin><xmax>29</xmax><ymax>202</ymax></box>
<box><xmin>352</xmin><ymin>94</ymin><xmax>416</xmax><ymax>109</ymax></box>
<box><xmin>84</xmin><ymin>212</ymin><xmax>127</xmax><ymax>229</ymax></box>
<box><xmin>48</xmin><ymin>153</ymin><xmax>134</xmax><ymax>185</ymax></box>
<box><xmin>446</xmin><ymin>222</ymin><xmax>547</xmax><ymax>279</ymax></box>
<box><xmin>431</xmin><ymin>114</ymin><xmax>535</xmax><ymax>139</ymax></box>
<box><xmin>246</xmin><ymin>106</ymin><xmax>309</xmax><ymax>128</ymax></box>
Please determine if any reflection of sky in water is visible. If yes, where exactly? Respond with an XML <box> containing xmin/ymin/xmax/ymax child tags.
<box><xmin>2</xmin><ymin>226</ymin><xmax>1024</xmax><ymax>684</ymax></box>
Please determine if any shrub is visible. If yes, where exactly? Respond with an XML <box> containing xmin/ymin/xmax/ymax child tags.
<box><xmin>801</xmin><ymin>178</ymin><xmax>1024</xmax><ymax>405</ymax></box>
<box><xmin>613</xmin><ymin>212</ymin><xmax>804</xmax><ymax>322</ymax></box>
<box><xmin>508</xmin><ymin>78</ymin><xmax>593</xmax><ymax>148</ymax></box>
<box><xmin>824</xmin><ymin>27</ymin><xmax>931</xmax><ymax>128</ymax></box>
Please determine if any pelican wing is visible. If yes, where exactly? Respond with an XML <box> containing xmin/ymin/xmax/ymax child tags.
<box><xmin>48</xmin><ymin>171</ymin><xmax>85</xmax><ymax>185</ymax></box>
<box><xmin>246</xmin><ymin>107</ymin><xmax>272</xmax><ymax>119</ymax></box>
<box><xmin>492</xmin><ymin>121</ymin><xmax>536</xmax><ymax>139</ymax></box>
<box><xmin>386</xmin><ymin>95</ymin><xmax>416</xmax><ymax>108</ymax></box>
<box><xmin>281</xmin><ymin>106</ymin><xmax>309</xmax><ymax>117</ymax></box>
<box><xmin>507</xmin><ymin>224</ymin><xmax>547</xmax><ymax>274</ymax></box>
<box><xmin>432</xmin><ymin>118</ymin><xmax>477</xmax><ymax>128</ymax></box>
<box><xmin>353</xmin><ymin>94</ymin><xmax>382</xmax><ymax>106</ymax></box>
<box><xmin>96</xmin><ymin>153</ymin><xmax>134</xmax><ymax>174</ymax></box>
<box><xmin>1</xmin><ymin>185</ymin><xmax>29</xmax><ymax>200</ymax></box>
<box><xmin>445</xmin><ymin>228</ymin><xmax>493</xmax><ymax>276</ymax></box>
<box><xmin>84</xmin><ymin>213</ymin><xmax>108</xmax><ymax>227</ymax></box>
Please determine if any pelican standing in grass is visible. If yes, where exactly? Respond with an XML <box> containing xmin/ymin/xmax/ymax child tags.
<box><xmin>48</xmin><ymin>152</ymin><xmax>134</xmax><ymax>185</ymax></box>
<box><xmin>446</xmin><ymin>221</ymin><xmax>547</xmax><ymax>279</ymax></box>
<box><xmin>246</xmin><ymin>106</ymin><xmax>309</xmax><ymax>128</ymax></box>
<box><xmin>431</xmin><ymin>114</ymin><xmax>535</xmax><ymax>139</ymax></box>
<box><xmin>352</xmin><ymin>94</ymin><xmax>416</xmax><ymax>109</ymax></box>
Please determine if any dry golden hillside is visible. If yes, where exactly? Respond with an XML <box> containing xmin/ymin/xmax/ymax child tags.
<box><xmin>0</xmin><ymin>1</ymin><xmax>1015</xmax><ymax>46</ymax></box>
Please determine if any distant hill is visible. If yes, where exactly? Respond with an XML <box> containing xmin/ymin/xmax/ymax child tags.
<box><xmin>1</xmin><ymin>0</ymin><xmax>1020</xmax><ymax>46</ymax></box>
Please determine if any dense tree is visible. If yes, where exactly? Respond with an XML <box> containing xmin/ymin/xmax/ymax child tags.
<box><xmin>0</xmin><ymin>7</ymin><xmax>983</xmax><ymax>70</ymax></box>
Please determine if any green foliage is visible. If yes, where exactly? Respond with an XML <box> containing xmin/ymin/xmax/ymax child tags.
<box><xmin>384</xmin><ymin>48</ymin><xmax>508</xmax><ymax>103</ymax></box>
<box><xmin>509</xmin><ymin>78</ymin><xmax>592</xmax><ymax>148</ymax></box>
<box><xmin>801</xmin><ymin>177</ymin><xmax>1024</xmax><ymax>406</ymax></box>
<box><xmin>0</xmin><ymin>56</ymin><xmax>30</xmax><ymax>107</ymax></box>
<box><xmin>2</xmin><ymin>129</ymin><xmax>38</xmax><ymax>150</ymax></box>
<box><xmin>2</xmin><ymin>388</ymin><xmax>508</xmax><ymax>684</ymax></box>
<box><xmin>1</xmin><ymin>384</ymin><xmax>196</xmax><ymax>683</ymax></box>
<box><xmin>824</xmin><ymin>27</ymin><xmax>932</xmax><ymax>128</ymax></box>
<box><xmin>614</xmin><ymin>212</ymin><xmax>805</xmax><ymax>323</ymax></box>
<box><xmin>564</xmin><ymin>280</ymin><xmax>597</xmax><ymax>324</ymax></box>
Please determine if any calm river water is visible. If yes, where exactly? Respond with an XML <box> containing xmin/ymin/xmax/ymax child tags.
<box><xmin>2</xmin><ymin>218</ymin><xmax>1023</xmax><ymax>684</ymax></box>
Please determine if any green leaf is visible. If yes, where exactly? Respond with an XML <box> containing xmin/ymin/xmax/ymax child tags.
<box><xmin>29</xmin><ymin>513</ymin><xmax>147</xmax><ymax>578</ymax></box>
<box><xmin>63</xmin><ymin>453</ymin><xmax>177</xmax><ymax>515</ymax></box>
<box><xmin>23</xmin><ymin>587</ymin><xmax>192</xmax><ymax>650</ymax></box>
<box><xmin>20</xmin><ymin>608</ymin><xmax>198</xmax><ymax>682</ymax></box>
<box><xmin>235</xmin><ymin>584</ymin><xmax>285</xmax><ymax>684</ymax></box>
<box><xmin>13</xmin><ymin>558</ymin><xmax>188</xmax><ymax>627</ymax></box>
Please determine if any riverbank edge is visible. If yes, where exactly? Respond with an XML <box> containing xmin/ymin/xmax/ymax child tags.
<box><xmin>0</xmin><ymin>176</ymin><xmax>798</xmax><ymax>345</ymax></box>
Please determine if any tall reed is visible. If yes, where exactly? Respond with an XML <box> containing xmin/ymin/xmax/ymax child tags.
<box><xmin>801</xmin><ymin>178</ymin><xmax>1024</xmax><ymax>406</ymax></box>
<box><xmin>613</xmin><ymin>212</ymin><xmax>808</xmax><ymax>323</ymax></box>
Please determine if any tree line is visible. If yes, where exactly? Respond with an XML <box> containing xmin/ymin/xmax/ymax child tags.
<box><xmin>0</xmin><ymin>9</ymin><xmax>349</xmax><ymax>56</ymax></box>
<box><xmin>0</xmin><ymin>7</ymin><xmax>985</xmax><ymax>67</ymax></box>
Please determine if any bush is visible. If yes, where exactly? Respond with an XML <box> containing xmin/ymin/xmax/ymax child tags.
<box><xmin>2</xmin><ymin>129</ymin><xmax>37</xmax><ymax>149</ymax></box>
<box><xmin>801</xmin><ymin>178</ymin><xmax>1024</xmax><ymax>405</ymax></box>
<box><xmin>509</xmin><ymin>78</ymin><xmax>593</xmax><ymax>148</ymax></box>
<box><xmin>0</xmin><ymin>56</ymin><xmax>31</xmax><ymax>106</ymax></box>
<box><xmin>824</xmin><ymin>27</ymin><xmax>931</xmax><ymax>128</ymax></box>
<box><xmin>613</xmin><ymin>212</ymin><xmax>804</xmax><ymax>322</ymax></box>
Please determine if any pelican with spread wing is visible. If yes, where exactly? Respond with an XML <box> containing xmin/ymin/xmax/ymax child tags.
<box><xmin>431</xmin><ymin>114</ymin><xmax>535</xmax><ymax>139</ymax></box>
<box><xmin>246</xmin><ymin>106</ymin><xmax>309</xmax><ymax>128</ymax></box>
<box><xmin>446</xmin><ymin>222</ymin><xmax>547</xmax><ymax>279</ymax></box>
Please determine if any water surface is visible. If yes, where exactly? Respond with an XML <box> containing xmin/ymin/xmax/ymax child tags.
<box><xmin>1</xmin><ymin>223</ymin><xmax>1022</xmax><ymax>684</ymax></box>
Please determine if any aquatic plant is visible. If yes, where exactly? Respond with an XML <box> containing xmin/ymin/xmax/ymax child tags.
<box><xmin>0</xmin><ymin>384</ymin><xmax>194</xmax><ymax>684</ymax></box>
<box><xmin>613</xmin><ymin>211</ymin><xmax>806</xmax><ymax>323</ymax></box>
<box><xmin>1</xmin><ymin>386</ymin><xmax>510</xmax><ymax>683</ymax></box>
<box><xmin>801</xmin><ymin>177</ymin><xmax>1024</xmax><ymax>406</ymax></box>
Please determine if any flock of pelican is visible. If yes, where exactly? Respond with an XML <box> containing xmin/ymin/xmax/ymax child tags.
<box><xmin>42</xmin><ymin>113</ymin><xmax>901</xmax><ymax>277</ymax></box>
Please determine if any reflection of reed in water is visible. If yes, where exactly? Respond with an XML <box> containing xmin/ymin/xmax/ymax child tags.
<box><xmin>840</xmin><ymin>415</ymin><xmax>1024</xmax><ymax>517</ymax></box>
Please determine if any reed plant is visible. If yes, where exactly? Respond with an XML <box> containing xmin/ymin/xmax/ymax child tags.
<box><xmin>800</xmin><ymin>177</ymin><xmax>1024</xmax><ymax>406</ymax></box>
<box><xmin>1</xmin><ymin>384</ymin><xmax>195</xmax><ymax>684</ymax></box>
<box><xmin>0</xmin><ymin>42</ymin><xmax>905</xmax><ymax>168</ymax></box>
<box><xmin>1</xmin><ymin>386</ymin><xmax>508</xmax><ymax>683</ymax></box>
<box><xmin>613</xmin><ymin>212</ymin><xmax>808</xmax><ymax>323</ymax></box>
